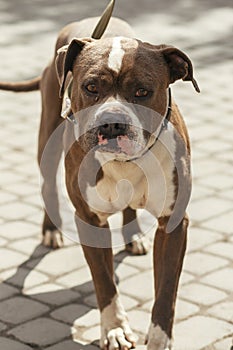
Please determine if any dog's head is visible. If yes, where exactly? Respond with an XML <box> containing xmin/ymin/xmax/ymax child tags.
<box><xmin>56</xmin><ymin>37</ymin><xmax>199</xmax><ymax>160</ymax></box>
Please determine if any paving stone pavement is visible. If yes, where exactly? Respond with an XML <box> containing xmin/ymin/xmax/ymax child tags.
<box><xmin>0</xmin><ymin>0</ymin><xmax>233</xmax><ymax>349</ymax></box>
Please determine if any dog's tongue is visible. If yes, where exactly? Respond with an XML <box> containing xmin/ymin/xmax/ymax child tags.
<box><xmin>116</xmin><ymin>135</ymin><xmax>134</xmax><ymax>155</ymax></box>
<box><xmin>98</xmin><ymin>133</ymin><xmax>140</xmax><ymax>156</ymax></box>
<box><xmin>98</xmin><ymin>133</ymin><xmax>108</xmax><ymax>145</ymax></box>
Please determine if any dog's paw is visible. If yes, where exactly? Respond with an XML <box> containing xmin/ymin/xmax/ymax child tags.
<box><xmin>125</xmin><ymin>233</ymin><xmax>151</xmax><ymax>255</ymax></box>
<box><xmin>100</xmin><ymin>326</ymin><xmax>137</xmax><ymax>350</ymax></box>
<box><xmin>42</xmin><ymin>229</ymin><xmax>63</xmax><ymax>249</ymax></box>
<box><xmin>146</xmin><ymin>324</ymin><xmax>172</xmax><ymax>350</ymax></box>
<box><xmin>100</xmin><ymin>294</ymin><xmax>137</xmax><ymax>349</ymax></box>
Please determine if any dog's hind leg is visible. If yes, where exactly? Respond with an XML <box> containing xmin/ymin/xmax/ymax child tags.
<box><xmin>122</xmin><ymin>207</ymin><xmax>151</xmax><ymax>255</ymax></box>
<box><xmin>38</xmin><ymin>62</ymin><xmax>64</xmax><ymax>248</ymax></box>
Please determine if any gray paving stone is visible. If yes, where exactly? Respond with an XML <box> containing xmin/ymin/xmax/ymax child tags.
<box><xmin>0</xmin><ymin>202</ymin><xmax>37</xmax><ymax>220</ymax></box>
<box><xmin>51</xmin><ymin>304</ymin><xmax>91</xmax><ymax>325</ymax></box>
<box><xmin>0</xmin><ymin>236</ymin><xmax>8</xmax><ymax>246</ymax></box>
<box><xmin>0</xmin><ymin>191</ymin><xmax>18</xmax><ymax>205</ymax></box>
<box><xmin>121</xmin><ymin>293</ymin><xmax>139</xmax><ymax>310</ymax></box>
<box><xmin>8</xmin><ymin>237</ymin><xmax>41</xmax><ymax>255</ymax></box>
<box><xmin>81</xmin><ymin>325</ymin><xmax>100</xmax><ymax>343</ymax></box>
<box><xmin>0</xmin><ymin>296</ymin><xmax>49</xmax><ymax>324</ymax></box>
<box><xmin>141</xmin><ymin>299</ymin><xmax>153</xmax><ymax>313</ymax></box>
<box><xmin>114</xmin><ymin>261</ymin><xmax>140</xmax><ymax>280</ymax></box>
<box><xmin>34</xmin><ymin>245</ymin><xmax>87</xmax><ymax>276</ymax></box>
<box><xmin>46</xmin><ymin>340</ymin><xmax>99</xmax><ymax>350</ymax></box>
<box><xmin>189</xmin><ymin>183</ymin><xmax>215</xmax><ymax>203</ymax></box>
<box><xmin>23</xmin><ymin>193</ymin><xmax>41</xmax><ymax>207</ymax></box>
<box><xmin>0</xmin><ymin>267</ymin><xmax>17</xmax><ymax>282</ymax></box>
<box><xmin>128</xmin><ymin>309</ymin><xmax>150</xmax><ymax>334</ymax></box>
<box><xmin>186</xmin><ymin>227</ymin><xmax>222</xmax><ymax>253</ymax></box>
<box><xmin>179</xmin><ymin>270</ymin><xmax>195</xmax><ymax>285</ymax></box>
<box><xmin>188</xmin><ymin>197</ymin><xmax>233</xmax><ymax>223</ymax></box>
<box><xmin>56</xmin><ymin>265</ymin><xmax>92</xmax><ymax>289</ymax></box>
<box><xmin>178</xmin><ymin>283</ymin><xmax>226</xmax><ymax>306</ymax></box>
<box><xmin>22</xmin><ymin>268</ymin><xmax>49</xmax><ymax>289</ymax></box>
<box><xmin>72</xmin><ymin>308</ymin><xmax>100</xmax><ymax>328</ymax></box>
<box><xmin>197</xmin><ymin>172</ymin><xmax>233</xmax><ymax>191</ymax></box>
<box><xmin>207</xmin><ymin>301</ymin><xmax>233</xmax><ymax>323</ymax></box>
<box><xmin>201</xmin><ymin>267</ymin><xmax>233</xmax><ymax>292</ymax></box>
<box><xmin>0</xmin><ymin>282</ymin><xmax>19</xmax><ymax>300</ymax></box>
<box><xmin>0</xmin><ymin>322</ymin><xmax>7</xmax><ymax>332</ymax></box>
<box><xmin>83</xmin><ymin>293</ymin><xmax>98</xmax><ymax>308</ymax></box>
<box><xmin>0</xmin><ymin>170</ymin><xmax>24</xmax><ymax>186</ymax></box>
<box><xmin>8</xmin><ymin>317</ymin><xmax>71</xmax><ymax>346</ymax></box>
<box><xmin>25</xmin><ymin>283</ymin><xmax>81</xmax><ymax>305</ymax></box>
<box><xmin>0</xmin><ymin>248</ymin><xmax>27</xmax><ymax>269</ymax></box>
<box><xmin>213</xmin><ymin>336</ymin><xmax>233</xmax><ymax>350</ymax></box>
<box><xmin>119</xmin><ymin>270</ymin><xmax>154</xmax><ymax>301</ymax></box>
<box><xmin>204</xmin><ymin>241</ymin><xmax>233</xmax><ymax>260</ymax></box>
<box><xmin>0</xmin><ymin>267</ymin><xmax>37</xmax><ymax>289</ymax></box>
<box><xmin>0</xmin><ymin>337</ymin><xmax>32</xmax><ymax>350</ymax></box>
<box><xmin>0</xmin><ymin>221</ymin><xmax>38</xmax><ymax>239</ymax></box>
<box><xmin>174</xmin><ymin>316</ymin><xmax>232</xmax><ymax>350</ymax></box>
<box><xmin>175</xmin><ymin>299</ymin><xmax>199</xmax><ymax>321</ymax></box>
<box><xmin>114</xmin><ymin>249</ymin><xmax>153</xmax><ymax>270</ymax></box>
<box><xmin>202</xmin><ymin>210</ymin><xmax>233</xmax><ymax>235</ymax></box>
<box><xmin>183</xmin><ymin>252</ymin><xmax>228</xmax><ymax>276</ymax></box>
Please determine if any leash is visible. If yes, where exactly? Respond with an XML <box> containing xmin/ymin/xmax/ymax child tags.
<box><xmin>91</xmin><ymin>0</ymin><xmax>116</xmax><ymax>39</ymax></box>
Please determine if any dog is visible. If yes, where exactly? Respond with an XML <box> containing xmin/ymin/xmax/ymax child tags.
<box><xmin>0</xmin><ymin>1</ymin><xmax>200</xmax><ymax>349</ymax></box>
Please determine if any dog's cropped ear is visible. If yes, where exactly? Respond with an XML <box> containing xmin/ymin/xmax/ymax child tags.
<box><xmin>160</xmin><ymin>46</ymin><xmax>200</xmax><ymax>93</ymax></box>
<box><xmin>56</xmin><ymin>38</ymin><xmax>91</xmax><ymax>97</ymax></box>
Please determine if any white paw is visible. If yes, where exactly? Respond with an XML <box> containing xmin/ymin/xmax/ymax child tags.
<box><xmin>126</xmin><ymin>233</ymin><xmax>151</xmax><ymax>255</ymax></box>
<box><xmin>42</xmin><ymin>229</ymin><xmax>63</xmax><ymax>249</ymax></box>
<box><xmin>146</xmin><ymin>323</ymin><xmax>172</xmax><ymax>350</ymax></box>
<box><xmin>100</xmin><ymin>294</ymin><xmax>137</xmax><ymax>349</ymax></box>
<box><xmin>100</xmin><ymin>326</ymin><xmax>137</xmax><ymax>350</ymax></box>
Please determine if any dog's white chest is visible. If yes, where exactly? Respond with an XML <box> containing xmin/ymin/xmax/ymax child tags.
<box><xmin>84</xmin><ymin>124</ymin><xmax>177</xmax><ymax>224</ymax></box>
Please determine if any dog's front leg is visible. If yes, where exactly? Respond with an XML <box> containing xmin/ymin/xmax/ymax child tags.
<box><xmin>147</xmin><ymin>215</ymin><xmax>188</xmax><ymax>350</ymax></box>
<box><xmin>76</xmin><ymin>217</ymin><xmax>137</xmax><ymax>350</ymax></box>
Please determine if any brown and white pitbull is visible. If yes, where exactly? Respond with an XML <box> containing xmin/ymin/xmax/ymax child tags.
<box><xmin>0</xmin><ymin>12</ymin><xmax>200</xmax><ymax>350</ymax></box>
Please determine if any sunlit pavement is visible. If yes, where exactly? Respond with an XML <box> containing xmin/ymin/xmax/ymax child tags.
<box><xmin>0</xmin><ymin>1</ymin><xmax>232</xmax><ymax>349</ymax></box>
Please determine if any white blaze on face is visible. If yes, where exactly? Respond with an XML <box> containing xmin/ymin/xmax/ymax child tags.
<box><xmin>108</xmin><ymin>37</ymin><xmax>125</xmax><ymax>73</ymax></box>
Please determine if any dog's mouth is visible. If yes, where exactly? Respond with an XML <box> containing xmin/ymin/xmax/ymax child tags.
<box><xmin>97</xmin><ymin>131</ymin><xmax>146</xmax><ymax>157</ymax></box>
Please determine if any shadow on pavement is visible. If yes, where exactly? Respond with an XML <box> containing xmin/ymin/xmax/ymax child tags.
<box><xmin>0</xmin><ymin>243</ymin><xmax>130</xmax><ymax>349</ymax></box>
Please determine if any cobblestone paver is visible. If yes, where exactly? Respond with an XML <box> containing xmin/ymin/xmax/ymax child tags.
<box><xmin>0</xmin><ymin>0</ymin><xmax>232</xmax><ymax>349</ymax></box>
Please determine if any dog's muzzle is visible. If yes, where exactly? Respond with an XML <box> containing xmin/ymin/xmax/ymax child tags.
<box><xmin>98</xmin><ymin>112</ymin><xmax>129</xmax><ymax>139</ymax></box>
<box><xmin>96</xmin><ymin>110</ymin><xmax>145</xmax><ymax>157</ymax></box>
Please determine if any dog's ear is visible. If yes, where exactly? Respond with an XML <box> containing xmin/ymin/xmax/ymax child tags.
<box><xmin>56</xmin><ymin>38</ymin><xmax>90</xmax><ymax>97</ymax></box>
<box><xmin>160</xmin><ymin>46</ymin><xmax>200</xmax><ymax>92</ymax></box>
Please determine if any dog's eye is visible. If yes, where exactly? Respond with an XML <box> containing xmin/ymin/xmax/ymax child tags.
<box><xmin>135</xmin><ymin>88</ymin><xmax>149</xmax><ymax>98</ymax></box>
<box><xmin>86</xmin><ymin>84</ymin><xmax>98</xmax><ymax>94</ymax></box>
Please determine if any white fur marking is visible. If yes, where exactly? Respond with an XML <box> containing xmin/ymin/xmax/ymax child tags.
<box><xmin>108</xmin><ymin>37</ymin><xmax>125</xmax><ymax>73</ymax></box>
<box><xmin>100</xmin><ymin>294</ymin><xmax>136</xmax><ymax>349</ymax></box>
<box><xmin>147</xmin><ymin>323</ymin><xmax>172</xmax><ymax>350</ymax></box>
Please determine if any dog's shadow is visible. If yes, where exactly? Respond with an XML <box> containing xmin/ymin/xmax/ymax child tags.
<box><xmin>1</xmin><ymin>243</ymin><xmax>129</xmax><ymax>349</ymax></box>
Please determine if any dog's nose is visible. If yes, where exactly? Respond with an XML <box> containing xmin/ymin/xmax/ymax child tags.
<box><xmin>98</xmin><ymin>112</ymin><xmax>128</xmax><ymax>138</ymax></box>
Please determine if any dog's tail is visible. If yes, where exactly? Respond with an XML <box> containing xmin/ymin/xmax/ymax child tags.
<box><xmin>0</xmin><ymin>75</ymin><xmax>41</xmax><ymax>92</ymax></box>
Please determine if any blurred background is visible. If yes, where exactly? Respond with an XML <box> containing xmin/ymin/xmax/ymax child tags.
<box><xmin>0</xmin><ymin>0</ymin><xmax>232</xmax><ymax>79</ymax></box>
